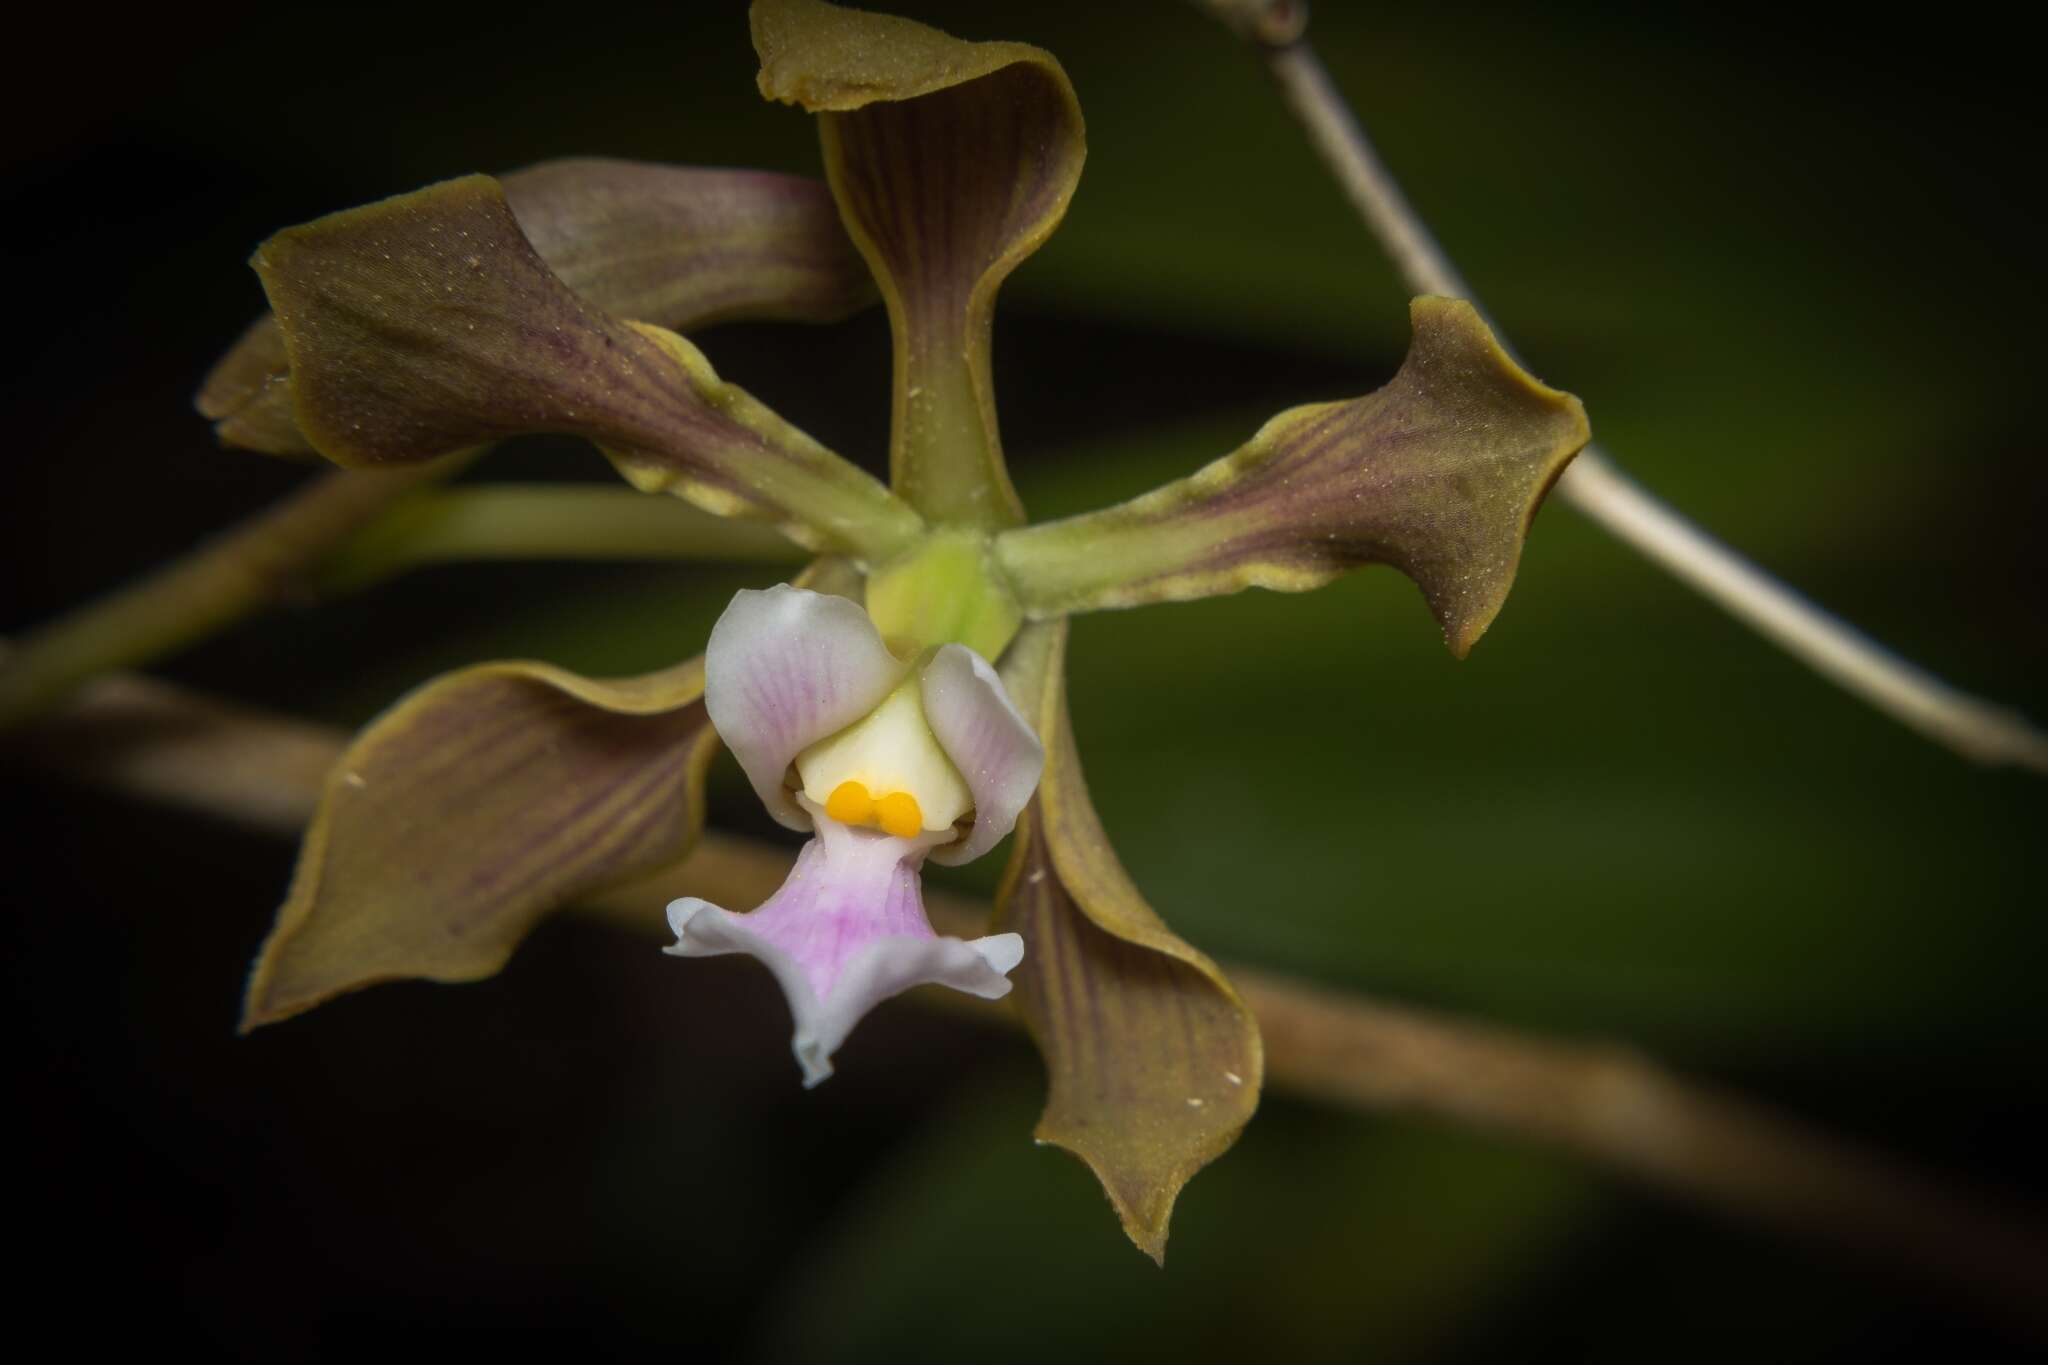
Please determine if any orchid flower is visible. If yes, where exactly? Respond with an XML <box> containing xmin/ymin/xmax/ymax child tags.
<box><xmin>666</xmin><ymin>583</ymin><xmax>1041</xmax><ymax>1085</ymax></box>
<box><xmin>211</xmin><ymin>0</ymin><xmax>1588</xmax><ymax>1258</ymax></box>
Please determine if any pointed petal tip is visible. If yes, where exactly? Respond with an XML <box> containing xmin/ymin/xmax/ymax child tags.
<box><xmin>237</xmin><ymin>941</ymin><xmax>399</xmax><ymax>1035</ymax></box>
<box><xmin>1031</xmin><ymin>1117</ymin><xmax>1179</xmax><ymax>1265</ymax></box>
<box><xmin>665</xmin><ymin>895</ymin><xmax>707</xmax><ymax>941</ymax></box>
<box><xmin>1408</xmin><ymin>296</ymin><xmax>1590</xmax><ymax>658</ymax></box>
<box><xmin>245</xmin><ymin>658</ymin><xmax>714</xmax><ymax>1026</ymax></box>
<box><xmin>237</xmin><ymin>983</ymin><xmax>338</xmax><ymax>1035</ymax></box>
<box><xmin>239</xmin><ymin>902</ymin><xmax>324</xmax><ymax>1035</ymax></box>
<box><xmin>796</xmin><ymin>1039</ymin><xmax>836</xmax><ymax>1087</ymax></box>
<box><xmin>975</xmin><ymin>931</ymin><xmax>1025</xmax><ymax>977</ymax></box>
<box><xmin>235</xmin><ymin>998</ymin><xmax>277</xmax><ymax>1037</ymax></box>
<box><xmin>1406</xmin><ymin>294</ymin><xmax>1592</xmax><ymax>460</ymax></box>
<box><xmin>195</xmin><ymin>317</ymin><xmax>317</xmax><ymax>457</ymax></box>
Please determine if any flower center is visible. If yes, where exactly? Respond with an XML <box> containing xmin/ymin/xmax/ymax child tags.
<box><xmin>823</xmin><ymin>780</ymin><xmax>927</xmax><ymax>838</ymax></box>
<box><xmin>794</xmin><ymin>678</ymin><xmax>972</xmax><ymax>836</ymax></box>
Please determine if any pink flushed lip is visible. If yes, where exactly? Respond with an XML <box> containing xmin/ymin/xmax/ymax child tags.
<box><xmin>667</xmin><ymin>798</ymin><xmax>1021</xmax><ymax>1087</ymax></box>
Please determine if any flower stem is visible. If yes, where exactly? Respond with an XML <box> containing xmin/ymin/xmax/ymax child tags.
<box><xmin>0</xmin><ymin>461</ymin><xmax>808</xmax><ymax>734</ymax></box>
<box><xmin>0</xmin><ymin>454</ymin><xmax>474</xmax><ymax>733</ymax></box>
<box><xmin>13</xmin><ymin>672</ymin><xmax>2048</xmax><ymax>1335</ymax></box>
<box><xmin>317</xmin><ymin>484</ymin><xmax>806</xmax><ymax>592</ymax></box>
<box><xmin>1204</xmin><ymin>11</ymin><xmax>2048</xmax><ymax>773</ymax></box>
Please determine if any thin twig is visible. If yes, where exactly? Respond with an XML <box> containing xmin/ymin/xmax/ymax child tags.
<box><xmin>0</xmin><ymin>453</ymin><xmax>476</xmax><ymax>733</ymax></box>
<box><xmin>10</xmin><ymin>673</ymin><xmax>2046</xmax><ymax>1335</ymax></box>
<box><xmin>1238</xmin><ymin>971</ymin><xmax>2048</xmax><ymax>1334</ymax></box>
<box><xmin>1206</xmin><ymin>9</ymin><xmax>2048</xmax><ymax>773</ymax></box>
<box><xmin>1558</xmin><ymin>456</ymin><xmax>2048</xmax><ymax>768</ymax></box>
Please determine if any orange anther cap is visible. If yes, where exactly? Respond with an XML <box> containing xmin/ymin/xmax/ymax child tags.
<box><xmin>873</xmin><ymin>790</ymin><xmax>925</xmax><ymax>839</ymax></box>
<box><xmin>825</xmin><ymin>780</ymin><xmax>874</xmax><ymax>825</ymax></box>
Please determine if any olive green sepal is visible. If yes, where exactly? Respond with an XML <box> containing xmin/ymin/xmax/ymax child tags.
<box><xmin>242</xmin><ymin>657</ymin><xmax>717</xmax><ymax>1031</ymax></box>
<box><xmin>753</xmin><ymin>0</ymin><xmax>1087</xmax><ymax>529</ymax></box>
<box><xmin>199</xmin><ymin>159</ymin><xmax>876</xmax><ymax>459</ymax></box>
<box><xmin>996</xmin><ymin>622</ymin><xmax>1264</xmax><ymax>1262</ymax></box>
<box><xmin>249</xmin><ymin>174</ymin><xmax>920</xmax><ymax>560</ymax></box>
<box><xmin>996</xmin><ymin>298</ymin><xmax>1591</xmax><ymax>657</ymax></box>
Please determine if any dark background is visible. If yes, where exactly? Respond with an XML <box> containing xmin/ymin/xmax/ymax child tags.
<box><xmin>4</xmin><ymin>2</ymin><xmax>2044</xmax><ymax>1360</ymax></box>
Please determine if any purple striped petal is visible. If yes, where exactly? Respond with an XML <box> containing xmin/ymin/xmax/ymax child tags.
<box><xmin>919</xmin><ymin>643</ymin><xmax>1043</xmax><ymax>866</ymax></box>
<box><xmin>198</xmin><ymin>161</ymin><xmax>876</xmax><ymax>459</ymax></box>
<box><xmin>704</xmin><ymin>585</ymin><xmax>909</xmax><ymax>830</ymax></box>
<box><xmin>242</xmin><ymin>656</ymin><xmax>716</xmax><ymax>1031</ymax></box>
<box><xmin>246</xmin><ymin>176</ymin><xmax>921</xmax><ymax>559</ymax></box>
<box><xmin>992</xmin><ymin>621</ymin><xmax>1261</xmax><ymax>1261</ymax></box>
<box><xmin>752</xmin><ymin>0</ymin><xmax>1085</xmax><ymax>528</ymax></box>
<box><xmin>993</xmin><ymin>298</ymin><xmax>1589</xmax><ymax>658</ymax></box>
<box><xmin>666</xmin><ymin>804</ymin><xmax>1021</xmax><ymax>1085</ymax></box>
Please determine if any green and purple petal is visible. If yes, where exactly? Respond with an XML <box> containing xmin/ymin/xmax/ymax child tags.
<box><xmin>500</xmin><ymin>159</ymin><xmax>875</xmax><ymax>327</ymax></box>
<box><xmin>994</xmin><ymin>298</ymin><xmax>1592</xmax><ymax>656</ymax></box>
<box><xmin>242</xmin><ymin>657</ymin><xmax>718</xmax><ymax>1030</ymax></box>
<box><xmin>995</xmin><ymin>622</ymin><xmax>1263</xmax><ymax>1263</ymax></box>
<box><xmin>199</xmin><ymin>159</ymin><xmax>876</xmax><ymax>459</ymax></box>
<box><xmin>250</xmin><ymin>174</ymin><xmax>921</xmax><ymax>558</ymax></box>
<box><xmin>752</xmin><ymin>0</ymin><xmax>1086</xmax><ymax>528</ymax></box>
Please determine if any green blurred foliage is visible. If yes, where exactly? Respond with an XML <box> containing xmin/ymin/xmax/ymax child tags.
<box><xmin>766</xmin><ymin>1077</ymin><xmax>1597</xmax><ymax>1365</ymax></box>
<box><xmin>5</xmin><ymin>1</ymin><xmax>2042</xmax><ymax>1360</ymax></box>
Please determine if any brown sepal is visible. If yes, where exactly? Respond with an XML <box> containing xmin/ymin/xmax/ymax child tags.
<box><xmin>242</xmin><ymin>657</ymin><xmax>716</xmax><ymax>1030</ymax></box>
<box><xmin>997</xmin><ymin>298</ymin><xmax>1591</xmax><ymax>656</ymax></box>
<box><xmin>753</xmin><ymin>0</ymin><xmax>1086</xmax><ymax>527</ymax></box>
<box><xmin>995</xmin><ymin>622</ymin><xmax>1264</xmax><ymax>1262</ymax></box>
<box><xmin>200</xmin><ymin>160</ymin><xmax>874</xmax><ymax>458</ymax></box>
<box><xmin>251</xmin><ymin>174</ymin><xmax>918</xmax><ymax>555</ymax></box>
